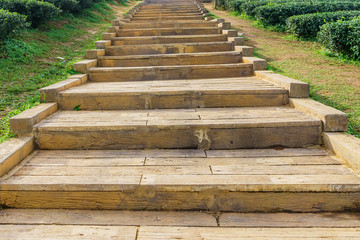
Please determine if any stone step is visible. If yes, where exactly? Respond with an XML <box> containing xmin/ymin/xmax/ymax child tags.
<box><xmin>106</xmin><ymin>41</ymin><xmax>234</xmax><ymax>55</ymax></box>
<box><xmin>88</xmin><ymin>63</ymin><xmax>253</xmax><ymax>82</ymax></box>
<box><xmin>116</xmin><ymin>27</ymin><xmax>220</xmax><ymax>37</ymax></box>
<box><xmin>110</xmin><ymin>34</ymin><xmax>227</xmax><ymax>45</ymax></box>
<box><xmin>130</xmin><ymin>16</ymin><xmax>203</xmax><ymax>21</ymax></box>
<box><xmin>1</xmin><ymin>210</ymin><xmax>360</xmax><ymax>239</ymax></box>
<box><xmin>34</xmin><ymin>107</ymin><xmax>322</xmax><ymax>150</ymax></box>
<box><xmin>119</xmin><ymin>21</ymin><xmax>217</xmax><ymax>29</ymax></box>
<box><xmin>133</xmin><ymin>12</ymin><xmax>202</xmax><ymax>17</ymax></box>
<box><xmin>136</xmin><ymin>9</ymin><xmax>201</xmax><ymax>14</ymax></box>
<box><xmin>58</xmin><ymin>77</ymin><xmax>289</xmax><ymax>110</ymax></box>
<box><xmin>98</xmin><ymin>51</ymin><xmax>242</xmax><ymax>67</ymax></box>
<box><xmin>3</xmin><ymin>148</ymin><xmax>358</xmax><ymax>212</ymax></box>
<box><xmin>139</xmin><ymin>6</ymin><xmax>200</xmax><ymax>10</ymax></box>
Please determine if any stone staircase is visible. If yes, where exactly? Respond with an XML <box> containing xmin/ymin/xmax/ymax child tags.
<box><xmin>1</xmin><ymin>0</ymin><xmax>360</xmax><ymax>238</ymax></box>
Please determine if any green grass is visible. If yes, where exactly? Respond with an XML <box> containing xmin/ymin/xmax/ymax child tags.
<box><xmin>266</xmin><ymin>62</ymin><xmax>360</xmax><ymax>139</ymax></box>
<box><xmin>0</xmin><ymin>0</ymin><xmax>130</xmax><ymax>143</ymax></box>
<box><xmin>205</xmin><ymin>12</ymin><xmax>220</xmax><ymax>19</ymax></box>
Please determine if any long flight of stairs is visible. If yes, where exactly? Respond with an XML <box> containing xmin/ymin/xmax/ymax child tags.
<box><xmin>1</xmin><ymin>0</ymin><xmax>360</xmax><ymax>238</ymax></box>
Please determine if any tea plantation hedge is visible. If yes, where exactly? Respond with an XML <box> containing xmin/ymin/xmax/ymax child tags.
<box><xmin>216</xmin><ymin>0</ymin><xmax>360</xmax><ymax>59</ymax></box>
<box><xmin>319</xmin><ymin>17</ymin><xmax>360</xmax><ymax>60</ymax></box>
<box><xmin>0</xmin><ymin>0</ymin><xmax>61</xmax><ymax>27</ymax></box>
<box><xmin>0</xmin><ymin>0</ymin><xmax>122</xmax><ymax>41</ymax></box>
<box><xmin>0</xmin><ymin>9</ymin><xmax>29</xmax><ymax>40</ymax></box>
<box><xmin>286</xmin><ymin>10</ymin><xmax>360</xmax><ymax>39</ymax></box>
<box><xmin>255</xmin><ymin>2</ymin><xmax>360</xmax><ymax>26</ymax></box>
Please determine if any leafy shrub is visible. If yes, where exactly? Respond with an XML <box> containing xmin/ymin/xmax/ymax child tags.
<box><xmin>287</xmin><ymin>10</ymin><xmax>360</xmax><ymax>39</ymax></box>
<box><xmin>242</xmin><ymin>0</ymin><xmax>271</xmax><ymax>16</ymax></box>
<box><xmin>256</xmin><ymin>2</ymin><xmax>360</xmax><ymax>26</ymax></box>
<box><xmin>226</xmin><ymin>0</ymin><xmax>245</xmax><ymax>11</ymax></box>
<box><xmin>44</xmin><ymin>0</ymin><xmax>79</xmax><ymax>13</ymax></box>
<box><xmin>216</xmin><ymin>0</ymin><xmax>246</xmax><ymax>11</ymax></box>
<box><xmin>0</xmin><ymin>0</ymin><xmax>61</xmax><ymax>27</ymax></box>
<box><xmin>78</xmin><ymin>0</ymin><xmax>94</xmax><ymax>8</ymax></box>
<box><xmin>239</xmin><ymin>0</ymin><xmax>322</xmax><ymax>16</ymax></box>
<box><xmin>318</xmin><ymin>17</ymin><xmax>360</xmax><ymax>60</ymax></box>
<box><xmin>0</xmin><ymin>9</ymin><xmax>29</xmax><ymax>40</ymax></box>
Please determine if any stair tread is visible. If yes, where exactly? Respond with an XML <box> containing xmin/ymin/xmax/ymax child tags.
<box><xmin>111</xmin><ymin>34</ymin><xmax>225</xmax><ymax>40</ymax></box>
<box><xmin>2</xmin><ymin>147</ymin><xmax>359</xmax><ymax>192</ymax></box>
<box><xmin>1</xmin><ymin>210</ymin><xmax>360</xmax><ymax>239</ymax></box>
<box><xmin>98</xmin><ymin>51</ymin><xmax>241</xmax><ymax>60</ymax></box>
<box><xmin>35</xmin><ymin>107</ymin><xmax>320</xmax><ymax>131</ymax></box>
<box><xmin>60</xmin><ymin>77</ymin><xmax>285</xmax><ymax>95</ymax></box>
<box><xmin>89</xmin><ymin>63</ymin><xmax>252</xmax><ymax>71</ymax></box>
<box><xmin>1</xmin><ymin>209</ymin><xmax>360</xmax><ymax>227</ymax></box>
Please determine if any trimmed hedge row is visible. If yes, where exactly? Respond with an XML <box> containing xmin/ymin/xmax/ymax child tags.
<box><xmin>319</xmin><ymin>17</ymin><xmax>360</xmax><ymax>60</ymax></box>
<box><xmin>286</xmin><ymin>10</ymin><xmax>360</xmax><ymax>38</ymax></box>
<box><xmin>0</xmin><ymin>9</ymin><xmax>29</xmax><ymax>40</ymax></box>
<box><xmin>44</xmin><ymin>0</ymin><xmax>79</xmax><ymax>13</ymax></box>
<box><xmin>256</xmin><ymin>2</ymin><xmax>360</xmax><ymax>26</ymax></box>
<box><xmin>0</xmin><ymin>0</ymin><xmax>61</xmax><ymax>27</ymax></box>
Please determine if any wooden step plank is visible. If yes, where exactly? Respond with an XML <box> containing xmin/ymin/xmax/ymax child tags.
<box><xmin>34</xmin><ymin>107</ymin><xmax>322</xmax><ymax>149</ymax></box>
<box><xmin>116</xmin><ymin>27</ymin><xmax>220</xmax><ymax>37</ymax></box>
<box><xmin>14</xmin><ymin>165</ymin><xmax>211</xmax><ymax>176</ymax></box>
<box><xmin>13</xmin><ymin>164</ymin><xmax>351</xmax><ymax>177</ymax></box>
<box><xmin>3</xmin><ymin>210</ymin><xmax>360</xmax><ymax>228</ymax></box>
<box><xmin>219</xmin><ymin>212</ymin><xmax>360</xmax><ymax>227</ymax></box>
<box><xmin>120</xmin><ymin>21</ymin><xmax>217</xmax><ymax>29</ymax></box>
<box><xmin>58</xmin><ymin>77</ymin><xmax>288</xmax><ymax>110</ymax></box>
<box><xmin>140</xmin><ymin>174</ymin><xmax>360</xmax><ymax>192</ymax></box>
<box><xmin>0</xmin><ymin>225</ymin><xmax>137</xmax><ymax>240</ymax></box>
<box><xmin>105</xmin><ymin>41</ymin><xmax>233</xmax><ymax>55</ymax></box>
<box><xmin>133</xmin><ymin>13</ymin><xmax>203</xmax><ymax>17</ymax></box>
<box><xmin>1</xmin><ymin>175</ymin><xmax>142</xmax><ymax>191</ymax></box>
<box><xmin>137</xmin><ymin>226</ymin><xmax>360</xmax><ymax>240</ymax></box>
<box><xmin>89</xmin><ymin>63</ymin><xmax>253</xmax><ymax>82</ymax></box>
<box><xmin>32</xmin><ymin>149</ymin><xmax>206</xmax><ymax>158</ymax></box>
<box><xmin>211</xmin><ymin>165</ymin><xmax>353</xmax><ymax>175</ymax></box>
<box><xmin>36</xmin><ymin>108</ymin><xmax>318</xmax><ymax>129</ymax></box>
<box><xmin>145</xmin><ymin>156</ymin><xmax>341</xmax><ymax>166</ymax></box>
<box><xmin>2</xmin><ymin>190</ymin><xmax>360</xmax><ymax>211</ymax></box>
<box><xmin>130</xmin><ymin>16</ymin><xmax>203</xmax><ymax>21</ymax></box>
<box><xmin>98</xmin><ymin>51</ymin><xmax>242</xmax><ymax>67</ymax></box>
<box><xmin>0</xmin><ymin>209</ymin><xmax>217</xmax><ymax>226</ymax></box>
<box><xmin>111</xmin><ymin>34</ymin><xmax>227</xmax><ymax>45</ymax></box>
<box><xmin>3</xmin><ymin>174</ymin><xmax>360</xmax><ymax>192</ymax></box>
<box><xmin>205</xmin><ymin>148</ymin><xmax>329</xmax><ymax>158</ymax></box>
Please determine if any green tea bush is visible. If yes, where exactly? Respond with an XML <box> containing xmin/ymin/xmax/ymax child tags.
<box><xmin>318</xmin><ymin>17</ymin><xmax>360</xmax><ymax>60</ymax></box>
<box><xmin>44</xmin><ymin>0</ymin><xmax>79</xmax><ymax>13</ymax></box>
<box><xmin>0</xmin><ymin>0</ymin><xmax>61</xmax><ymax>27</ymax></box>
<box><xmin>287</xmin><ymin>10</ymin><xmax>360</xmax><ymax>39</ymax></box>
<box><xmin>216</xmin><ymin>0</ymin><xmax>246</xmax><ymax>11</ymax></box>
<box><xmin>0</xmin><ymin>9</ymin><xmax>29</xmax><ymax>40</ymax></box>
<box><xmin>256</xmin><ymin>2</ymin><xmax>360</xmax><ymax>26</ymax></box>
<box><xmin>239</xmin><ymin>0</ymin><xmax>317</xmax><ymax>16</ymax></box>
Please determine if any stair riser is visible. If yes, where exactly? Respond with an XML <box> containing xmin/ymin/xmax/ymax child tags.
<box><xmin>139</xmin><ymin>8</ymin><xmax>200</xmax><ymax>11</ymax></box>
<box><xmin>130</xmin><ymin>16</ymin><xmax>203</xmax><ymax>21</ymax></box>
<box><xmin>120</xmin><ymin>22</ymin><xmax>217</xmax><ymax>29</ymax></box>
<box><xmin>1</xmin><ymin>191</ymin><xmax>357</xmax><ymax>212</ymax></box>
<box><xmin>59</xmin><ymin>92</ymin><xmax>289</xmax><ymax>110</ymax></box>
<box><xmin>135</xmin><ymin>10</ymin><xmax>201</xmax><ymax>14</ymax></box>
<box><xmin>116</xmin><ymin>28</ymin><xmax>220</xmax><ymax>37</ymax></box>
<box><xmin>35</xmin><ymin>126</ymin><xmax>321</xmax><ymax>150</ymax></box>
<box><xmin>89</xmin><ymin>65</ymin><xmax>253</xmax><ymax>82</ymax></box>
<box><xmin>106</xmin><ymin>42</ymin><xmax>233</xmax><ymax>55</ymax></box>
<box><xmin>134</xmin><ymin>13</ymin><xmax>202</xmax><ymax>17</ymax></box>
<box><xmin>98</xmin><ymin>54</ymin><xmax>242</xmax><ymax>67</ymax></box>
<box><xmin>111</xmin><ymin>35</ymin><xmax>227</xmax><ymax>45</ymax></box>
